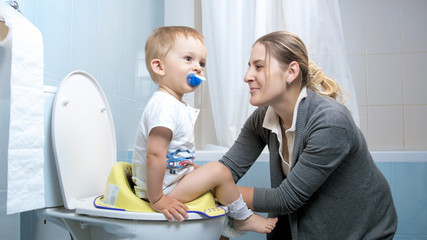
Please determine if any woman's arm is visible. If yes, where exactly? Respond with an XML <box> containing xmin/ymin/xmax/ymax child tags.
<box><xmin>238</xmin><ymin>186</ymin><xmax>255</xmax><ymax>209</ymax></box>
<box><xmin>219</xmin><ymin>107</ymin><xmax>268</xmax><ymax>182</ymax></box>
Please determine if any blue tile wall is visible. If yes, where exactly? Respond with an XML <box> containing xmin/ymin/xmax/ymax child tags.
<box><xmin>393</xmin><ymin>162</ymin><xmax>427</xmax><ymax>239</ymax></box>
<box><xmin>17</xmin><ymin>0</ymin><xmax>164</xmax><ymax>163</ymax></box>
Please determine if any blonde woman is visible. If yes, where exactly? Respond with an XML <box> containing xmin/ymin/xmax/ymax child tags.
<box><xmin>219</xmin><ymin>31</ymin><xmax>397</xmax><ymax>239</ymax></box>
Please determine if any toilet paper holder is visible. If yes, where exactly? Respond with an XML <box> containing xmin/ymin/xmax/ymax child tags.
<box><xmin>7</xmin><ymin>1</ymin><xmax>20</xmax><ymax>11</ymax></box>
<box><xmin>1</xmin><ymin>1</ymin><xmax>21</xmax><ymax>23</ymax></box>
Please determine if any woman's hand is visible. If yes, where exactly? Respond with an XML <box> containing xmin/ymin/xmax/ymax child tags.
<box><xmin>191</xmin><ymin>162</ymin><xmax>200</xmax><ymax>169</ymax></box>
<box><xmin>151</xmin><ymin>195</ymin><xmax>189</xmax><ymax>222</ymax></box>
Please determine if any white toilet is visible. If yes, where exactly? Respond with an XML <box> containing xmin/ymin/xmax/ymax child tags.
<box><xmin>37</xmin><ymin>70</ymin><xmax>227</xmax><ymax>240</ymax></box>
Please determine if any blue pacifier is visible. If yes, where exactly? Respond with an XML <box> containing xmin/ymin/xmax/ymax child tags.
<box><xmin>187</xmin><ymin>73</ymin><xmax>206</xmax><ymax>87</ymax></box>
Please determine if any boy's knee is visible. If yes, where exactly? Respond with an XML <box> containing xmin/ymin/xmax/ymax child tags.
<box><xmin>208</xmin><ymin>161</ymin><xmax>232</xmax><ymax>180</ymax></box>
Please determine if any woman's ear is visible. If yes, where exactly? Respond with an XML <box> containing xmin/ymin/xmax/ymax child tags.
<box><xmin>287</xmin><ymin>61</ymin><xmax>300</xmax><ymax>84</ymax></box>
<box><xmin>151</xmin><ymin>59</ymin><xmax>165</xmax><ymax>76</ymax></box>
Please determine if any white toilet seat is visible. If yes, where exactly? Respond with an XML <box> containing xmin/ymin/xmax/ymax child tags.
<box><xmin>75</xmin><ymin>196</ymin><xmax>209</xmax><ymax>221</ymax></box>
<box><xmin>52</xmin><ymin>70</ymin><xmax>116</xmax><ymax>210</ymax></box>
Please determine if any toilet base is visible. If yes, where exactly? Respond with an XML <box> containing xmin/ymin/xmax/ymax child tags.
<box><xmin>37</xmin><ymin>207</ymin><xmax>227</xmax><ymax>240</ymax></box>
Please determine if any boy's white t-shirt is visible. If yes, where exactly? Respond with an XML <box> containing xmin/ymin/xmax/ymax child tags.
<box><xmin>132</xmin><ymin>91</ymin><xmax>199</xmax><ymax>199</ymax></box>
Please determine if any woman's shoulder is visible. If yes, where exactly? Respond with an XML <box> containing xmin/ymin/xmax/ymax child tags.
<box><xmin>239</xmin><ymin>106</ymin><xmax>270</xmax><ymax>134</ymax></box>
<box><xmin>306</xmin><ymin>88</ymin><xmax>356</xmax><ymax>128</ymax></box>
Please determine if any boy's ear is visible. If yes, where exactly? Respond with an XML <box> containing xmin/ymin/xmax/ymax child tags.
<box><xmin>151</xmin><ymin>59</ymin><xmax>165</xmax><ymax>76</ymax></box>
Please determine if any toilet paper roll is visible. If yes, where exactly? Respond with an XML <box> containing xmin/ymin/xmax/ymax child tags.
<box><xmin>0</xmin><ymin>16</ymin><xmax>12</xmax><ymax>48</ymax></box>
<box><xmin>0</xmin><ymin>2</ymin><xmax>45</xmax><ymax>215</ymax></box>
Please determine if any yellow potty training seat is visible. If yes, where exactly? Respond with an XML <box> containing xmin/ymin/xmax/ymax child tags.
<box><xmin>94</xmin><ymin>162</ymin><xmax>226</xmax><ymax>218</ymax></box>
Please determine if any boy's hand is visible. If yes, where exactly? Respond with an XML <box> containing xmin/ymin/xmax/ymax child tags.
<box><xmin>151</xmin><ymin>195</ymin><xmax>189</xmax><ymax>222</ymax></box>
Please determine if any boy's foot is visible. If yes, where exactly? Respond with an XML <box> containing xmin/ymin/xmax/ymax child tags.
<box><xmin>233</xmin><ymin>214</ymin><xmax>278</xmax><ymax>233</ymax></box>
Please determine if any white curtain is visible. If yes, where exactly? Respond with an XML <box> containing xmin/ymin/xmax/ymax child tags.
<box><xmin>282</xmin><ymin>0</ymin><xmax>359</xmax><ymax>125</ymax></box>
<box><xmin>201</xmin><ymin>0</ymin><xmax>256</xmax><ymax>147</ymax></box>
<box><xmin>202</xmin><ymin>0</ymin><xmax>359</xmax><ymax>148</ymax></box>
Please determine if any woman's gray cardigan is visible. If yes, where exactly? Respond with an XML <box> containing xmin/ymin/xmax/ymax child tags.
<box><xmin>219</xmin><ymin>88</ymin><xmax>397</xmax><ymax>239</ymax></box>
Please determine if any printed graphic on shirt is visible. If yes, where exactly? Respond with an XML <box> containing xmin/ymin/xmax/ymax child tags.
<box><xmin>166</xmin><ymin>149</ymin><xmax>194</xmax><ymax>174</ymax></box>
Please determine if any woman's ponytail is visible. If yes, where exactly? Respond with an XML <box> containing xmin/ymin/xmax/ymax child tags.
<box><xmin>307</xmin><ymin>61</ymin><xmax>345</xmax><ymax>103</ymax></box>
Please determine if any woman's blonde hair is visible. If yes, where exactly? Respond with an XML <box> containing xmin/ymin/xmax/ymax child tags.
<box><xmin>145</xmin><ymin>26</ymin><xmax>205</xmax><ymax>82</ymax></box>
<box><xmin>255</xmin><ymin>31</ymin><xmax>345</xmax><ymax>103</ymax></box>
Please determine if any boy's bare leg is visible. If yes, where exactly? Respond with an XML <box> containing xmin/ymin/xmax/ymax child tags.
<box><xmin>169</xmin><ymin>162</ymin><xmax>277</xmax><ymax>233</ymax></box>
<box><xmin>168</xmin><ymin>161</ymin><xmax>240</xmax><ymax>204</ymax></box>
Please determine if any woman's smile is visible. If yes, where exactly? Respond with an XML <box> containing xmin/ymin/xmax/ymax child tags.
<box><xmin>249</xmin><ymin>86</ymin><xmax>259</xmax><ymax>94</ymax></box>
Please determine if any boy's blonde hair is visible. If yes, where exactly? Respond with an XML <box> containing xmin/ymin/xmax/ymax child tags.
<box><xmin>145</xmin><ymin>26</ymin><xmax>205</xmax><ymax>82</ymax></box>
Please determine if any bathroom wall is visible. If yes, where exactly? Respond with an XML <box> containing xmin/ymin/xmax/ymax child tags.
<box><xmin>0</xmin><ymin>0</ymin><xmax>164</xmax><ymax>239</ymax></box>
<box><xmin>9</xmin><ymin>0</ymin><xmax>164</xmax><ymax>161</ymax></box>
<box><xmin>339</xmin><ymin>0</ymin><xmax>427</xmax><ymax>151</ymax></box>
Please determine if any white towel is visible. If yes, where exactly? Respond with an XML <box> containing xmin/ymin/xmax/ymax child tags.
<box><xmin>0</xmin><ymin>2</ymin><xmax>45</xmax><ymax>215</ymax></box>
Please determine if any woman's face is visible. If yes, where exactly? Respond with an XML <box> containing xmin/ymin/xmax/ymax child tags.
<box><xmin>244</xmin><ymin>43</ymin><xmax>290</xmax><ymax>107</ymax></box>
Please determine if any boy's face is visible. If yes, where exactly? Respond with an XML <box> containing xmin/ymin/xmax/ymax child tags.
<box><xmin>158</xmin><ymin>35</ymin><xmax>207</xmax><ymax>98</ymax></box>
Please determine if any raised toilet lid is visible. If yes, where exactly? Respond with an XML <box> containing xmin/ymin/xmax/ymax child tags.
<box><xmin>52</xmin><ymin>71</ymin><xmax>116</xmax><ymax>210</ymax></box>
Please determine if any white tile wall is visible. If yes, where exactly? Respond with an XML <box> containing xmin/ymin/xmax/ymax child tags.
<box><xmin>340</xmin><ymin>0</ymin><xmax>427</xmax><ymax>150</ymax></box>
<box><xmin>347</xmin><ymin>55</ymin><xmax>367</xmax><ymax>106</ymax></box>
<box><xmin>401</xmin><ymin>0</ymin><xmax>427</xmax><ymax>53</ymax></box>
<box><xmin>358</xmin><ymin>106</ymin><xmax>368</xmax><ymax>140</ymax></box>
<box><xmin>404</xmin><ymin>105</ymin><xmax>427</xmax><ymax>150</ymax></box>
<box><xmin>402</xmin><ymin>53</ymin><xmax>427</xmax><ymax>105</ymax></box>
<box><xmin>365</xmin><ymin>0</ymin><xmax>401</xmax><ymax>54</ymax></box>
<box><xmin>338</xmin><ymin>0</ymin><xmax>367</xmax><ymax>55</ymax></box>
<box><xmin>366</xmin><ymin>54</ymin><xmax>402</xmax><ymax>106</ymax></box>
<box><xmin>368</xmin><ymin>105</ymin><xmax>404</xmax><ymax>149</ymax></box>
